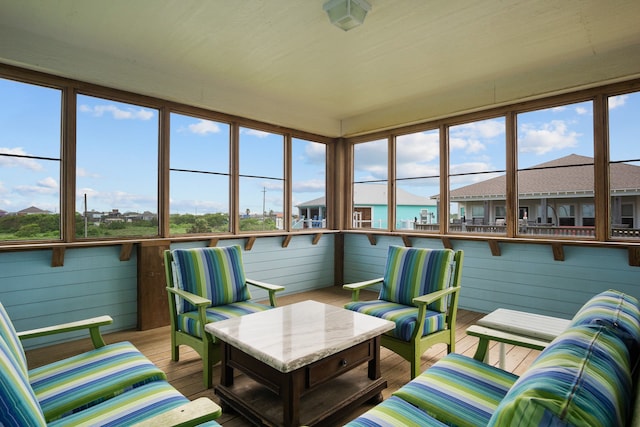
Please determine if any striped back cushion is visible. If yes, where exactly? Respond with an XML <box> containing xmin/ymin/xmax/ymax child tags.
<box><xmin>568</xmin><ymin>289</ymin><xmax>640</xmax><ymax>358</ymax></box>
<box><xmin>379</xmin><ymin>246</ymin><xmax>454</xmax><ymax>311</ymax></box>
<box><xmin>488</xmin><ymin>325</ymin><xmax>632</xmax><ymax>427</ymax></box>
<box><xmin>172</xmin><ymin>246</ymin><xmax>251</xmax><ymax>312</ymax></box>
<box><xmin>0</xmin><ymin>336</ymin><xmax>46</xmax><ymax>426</ymax></box>
<box><xmin>0</xmin><ymin>301</ymin><xmax>28</xmax><ymax>376</ymax></box>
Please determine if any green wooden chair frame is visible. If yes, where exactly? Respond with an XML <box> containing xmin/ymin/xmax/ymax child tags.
<box><xmin>164</xmin><ymin>249</ymin><xmax>284</xmax><ymax>388</ymax></box>
<box><xmin>344</xmin><ymin>249</ymin><xmax>464</xmax><ymax>379</ymax></box>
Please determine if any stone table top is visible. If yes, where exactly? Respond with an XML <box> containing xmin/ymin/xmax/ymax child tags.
<box><xmin>205</xmin><ymin>300</ymin><xmax>394</xmax><ymax>373</ymax></box>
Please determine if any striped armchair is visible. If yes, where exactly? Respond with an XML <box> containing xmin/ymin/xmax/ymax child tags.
<box><xmin>164</xmin><ymin>245</ymin><xmax>285</xmax><ymax>388</ymax></box>
<box><xmin>344</xmin><ymin>246</ymin><xmax>464</xmax><ymax>379</ymax></box>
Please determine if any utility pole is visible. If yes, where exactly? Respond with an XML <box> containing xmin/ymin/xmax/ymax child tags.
<box><xmin>262</xmin><ymin>187</ymin><xmax>266</xmax><ymax>230</ymax></box>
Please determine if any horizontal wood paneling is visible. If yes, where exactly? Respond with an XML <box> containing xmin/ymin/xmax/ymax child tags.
<box><xmin>0</xmin><ymin>246</ymin><xmax>138</xmax><ymax>348</ymax></box>
<box><xmin>343</xmin><ymin>233</ymin><xmax>640</xmax><ymax>319</ymax></box>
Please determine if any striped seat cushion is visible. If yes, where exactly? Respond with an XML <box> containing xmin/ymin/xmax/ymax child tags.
<box><xmin>379</xmin><ymin>246</ymin><xmax>454</xmax><ymax>312</ymax></box>
<box><xmin>30</xmin><ymin>341</ymin><xmax>167</xmax><ymax>422</ymax></box>
<box><xmin>0</xmin><ymin>301</ymin><xmax>28</xmax><ymax>376</ymax></box>
<box><xmin>393</xmin><ymin>353</ymin><xmax>518</xmax><ymax>427</ymax></box>
<box><xmin>0</xmin><ymin>336</ymin><xmax>47</xmax><ymax>426</ymax></box>
<box><xmin>47</xmin><ymin>380</ymin><xmax>221</xmax><ymax>427</ymax></box>
<box><xmin>178</xmin><ymin>301</ymin><xmax>272</xmax><ymax>339</ymax></box>
<box><xmin>488</xmin><ymin>325</ymin><xmax>632</xmax><ymax>427</ymax></box>
<box><xmin>344</xmin><ymin>300</ymin><xmax>446</xmax><ymax>341</ymax></box>
<box><xmin>568</xmin><ymin>289</ymin><xmax>640</xmax><ymax>357</ymax></box>
<box><xmin>172</xmin><ymin>245</ymin><xmax>251</xmax><ymax>313</ymax></box>
<box><xmin>344</xmin><ymin>395</ymin><xmax>447</xmax><ymax>427</ymax></box>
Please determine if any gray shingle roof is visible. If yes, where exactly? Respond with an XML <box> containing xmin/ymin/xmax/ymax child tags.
<box><xmin>448</xmin><ymin>154</ymin><xmax>640</xmax><ymax>201</ymax></box>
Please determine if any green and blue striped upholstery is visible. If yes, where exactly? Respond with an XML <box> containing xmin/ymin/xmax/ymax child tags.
<box><xmin>568</xmin><ymin>289</ymin><xmax>640</xmax><ymax>357</ymax></box>
<box><xmin>178</xmin><ymin>300</ymin><xmax>273</xmax><ymax>339</ymax></box>
<box><xmin>488</xmin><ymin>325</ymin><xmax>632</xmax><ymax>427</ymax></box>
<box><xmin>0</xmin><ymin>301</ymin><xmax>28</xmax><ymax>376</ymax></box>
<box><xmin>393</xmin><ymin>353</ymin><xmax>518</xmax><ymax>427</ymax></box>
<box><xmin>379</xmin><ymin>246</ymin><xmax>454</xmax><ymax>312</ymax></box>
<box><xmin>344</xmin><ymin>300</ymin><xmax>446</xmax><ymax>341</ymax></box>
<box><xmin>30</xmin><ymin>341</ymin><xmax>167</xmax><ymax>421</ymax></box>
<box><xmin>0</xmin><ymin>336</ymin><xmax>47</xmax><ymax>426</ymax></box>
<box><xmin>172</xmin><ymin>246</ymin><xmax>251</xmax><ymax>312</ymax></box>
<box><xmin>48</xmin><ymin>380</ymin><xmax>221</xmax><ymax>427</ymax></box>
<box><xmin>344</xmin><ymin>395</ymin><xmax>447</xmax><ymax>427</ymax></box>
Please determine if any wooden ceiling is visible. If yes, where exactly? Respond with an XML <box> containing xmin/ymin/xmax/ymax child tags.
<box><xmin>1</xmin><ymin>1</ymin><xmax>639</xmax><ymax>137</ymax></box>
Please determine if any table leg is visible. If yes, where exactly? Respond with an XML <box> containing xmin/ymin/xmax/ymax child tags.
<box><xmin>282</xmin><ymin>371</ymin><xmax>304</xmax><ymax>427</ymax></box>
<box><xmin>499</xmin><ymin>343</ymin><xmax>506</xmax><ymax>369</ymax></box>
<box><xmin>219</xmin><ymin>342</ymin><xmax>234</xmax><ymax>387</ymax></box>
<box><xmin>368</xmin><ymin>336</ymin><xmax>381</xmax><ymax>380</ymax></box>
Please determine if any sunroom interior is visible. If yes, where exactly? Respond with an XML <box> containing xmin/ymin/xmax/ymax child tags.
<box><xmin>1</xmin><ymin>0</ymin><xmax>640</xmax><ymax>387</ymax></box>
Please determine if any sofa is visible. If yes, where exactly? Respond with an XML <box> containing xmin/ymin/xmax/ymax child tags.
<box><xmin>346</xmin><ymin>289</ymin><xmax>640</xmax><ymax>427</ymax></box>
<box><xmin>0</xmin><ymin>300</ymin><xmax>222</xmax><ymax>426</ymax></box>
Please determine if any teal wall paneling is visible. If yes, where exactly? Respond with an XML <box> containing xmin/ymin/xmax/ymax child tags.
<box><xmin>343</xmin><ymin>233</ymin><xmax>640</xmax><ymax>319</ymax></box>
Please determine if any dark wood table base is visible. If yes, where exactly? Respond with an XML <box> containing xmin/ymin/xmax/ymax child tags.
<box><xmin>215</xmin><ymin>336</ymin><xmax>386</xmax><ymax>427</ymax></box>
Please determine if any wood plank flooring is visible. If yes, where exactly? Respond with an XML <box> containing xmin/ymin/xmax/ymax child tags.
<box><xmin>25</xmin><ymin>287</ymin><xmax>540</xmax><ymax>426</ymax></box>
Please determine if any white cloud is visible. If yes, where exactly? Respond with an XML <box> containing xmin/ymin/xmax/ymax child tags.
<box><xmin>188</xmin><ymin>119</ymin><xmax>220</xmax><ymax>135</ymax></box>
<box><xmin>302</xmin><ymin>142</ymin><xmax>326</xmax><ymax>164</ymax></box>
<box><xmin>0</xmin><ymin>147</ymin><xmax>44</xmax><ymax>170</ymax></box>
<box><xmin>609</xmin><ymin>95</ymin><xmax>628</xmax><ymax>109</ymax></box>
<box><xmin>241</xmin><ymin>128</ymin><xmax>270</xmax><ymax>138</ymax></box>
<box><xmin>575</xmin><ymin>106</ymin><xmax>588</xmax><ymax>115</ymax></box>
<box><xmin>77</xmin><ymin>167</ymin><xmax>101</xmax><ymax>178</ymax></box>
<box><xmin>15</xmin><ymin>177</ymin><xmax>59</xmax><ymax>195</ymax></box>
<box><xmin>519</xmin><ymin>120</ymin><xmax>579</xmax><ymax>155</ymax></box>
<box><xmin>79</xmin><ymin>104</ymin><xmax>154</xmax><ymax>120</ymax></box>
<box><xmin>396</xmin><ymin>132</ymin><xmax>439</xmax><ymax>164</ymax></box>
<box><xmin>452</xmin><ymin>119</ymin><xmax>504</xmax><ymax>139</ymax></box>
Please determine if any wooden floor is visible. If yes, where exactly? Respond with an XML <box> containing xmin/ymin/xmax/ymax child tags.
<box><xmin>25</xmin><ymin>287</ymin><xmax>540</xmax><ymax>426</ymax></box>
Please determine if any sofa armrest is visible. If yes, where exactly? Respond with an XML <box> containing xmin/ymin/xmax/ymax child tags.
<box><xmin>131</xmin><ymin>397</ymin><xmax>222</xmax><ymax>427</ymax></box>
<box><xmin>343</xmin><ymin>278</ymin><xmax>384</xmax><ymax>301</ymax></box>
<box><xmin>17</xmin><ymin>315</ymin><xmax>113</xmax><ymax>348</ymax></box>
<box><xmin>246</xmin><ymin>278</ymin><xmax>285</xmax><ymax>307</ymax></box>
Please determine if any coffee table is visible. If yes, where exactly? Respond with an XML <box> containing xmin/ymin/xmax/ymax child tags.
<box><xmin>205</xmin><ymin>300</ymin><xmax>395</xmax><ymax>427</ymax></box>
<box><xmin>467</xmin><ymin>308</ymin><xmax>571</xmax><ymax>368</ymax></box>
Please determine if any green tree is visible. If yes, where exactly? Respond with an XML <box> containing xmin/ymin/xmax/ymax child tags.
<box><xmin>187</xmin><ymin>218</ymin><xmax>211</xmax><ymax>233</ymax></box>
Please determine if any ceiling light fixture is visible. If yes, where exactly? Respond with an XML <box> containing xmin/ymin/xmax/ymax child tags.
<box><xmin>323</xmin><ymin>0</ymin><xmax>371</xmax><ymax>31</ymax></box>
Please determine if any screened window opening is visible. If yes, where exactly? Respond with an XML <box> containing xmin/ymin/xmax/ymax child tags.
<box><xmin>76</xmin><ymin>94</ymin><xmax>159</xmax><ymax>238</ymax></box>
<box><xmin>609</xmin><ymin>91</ymin><xmax>640</xmax><ymax>239</ymax></box>
<box><xmin>396</xmin><ymin>130</ymin><xmax>440</xmax><ymax>232</ymax></box>
<box><xmin>239</xmin><ymin>127</ymin><xmax>284</xmax><ymax>232</ymax></box>
<box><xmin>353</xmin><ymin>139</ymin><xmax>388</xmax><ymax>229</ymax></box>
<box><xmin>517</xmin><ymin>101</ymin><xmax>594</xmax><ymax>238</ymax></box>
<box><xmin>0</xmin><ymin>78</ymin><xmax>62</xmax><ymax>241</ymax></box>
<box><xmin>169</xmin><ymin>113</ymin><xmax>230</xmax><ymax>234</ymax></box>
<box><xmin>448</xmin><ymin>117</ymin><xmax>506</xmax><ymax>234</ymax></box>
<box><xmin>292</xmin><ymin>138</ymin><xmax>326</xmax><ymax>230</ymax></box>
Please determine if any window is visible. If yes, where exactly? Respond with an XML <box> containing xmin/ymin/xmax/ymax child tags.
<box><xmin>169</xmin><ymin>113</ymin><xmax>230</xmax><ymax>234</ymax></box>
<box><xmin>239</xmin><ymin>127</ymin><xmax>284</xmax><ymax>231</ymax></box>
<box><xmin>609</xmin><ymin>91</ymin><xmax>640</xmax><ymax>238</ymax></box>
<box><xmin>581</xmin><ymin>203</ymin><xmax>595</xmax><ymax>226</ymax></box>
<box><xmin>0</xmin><ymin>78</ymin><xmax>62</xmax><ymax>241</ymax></box>
<box><xmin>449</xmin><ymin>117</ymin><xmax>506</xmax><ymax>233</ymax></box>
<box><xmin>292</xmin><ymin>138</ymin><xmax>326</xmax><ymax>229</ymax></box>
<box><xmin>76</xmin><ymin>95</ymin><xmax>159</xmax><ymax>238</ymax></box>
<box><xmin>395</xmin><ymin>130</ymin><xmax>440</xmax><ymax>231</ymax></box>
<box><xmin>517</xmin><ymin>101</ymin><xmax>594</xmax><ymax>237</ymax></box>
<box><xmin>353</xmin><ymin>139</ymin><xmax>388</xmax><ymax>229</ymax></box>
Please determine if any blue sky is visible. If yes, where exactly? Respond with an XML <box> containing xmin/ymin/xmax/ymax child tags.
<box><xmin>0</xmin><ymin>75</ymin><xmax>637</xmax><ymax>216</ymax></box>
